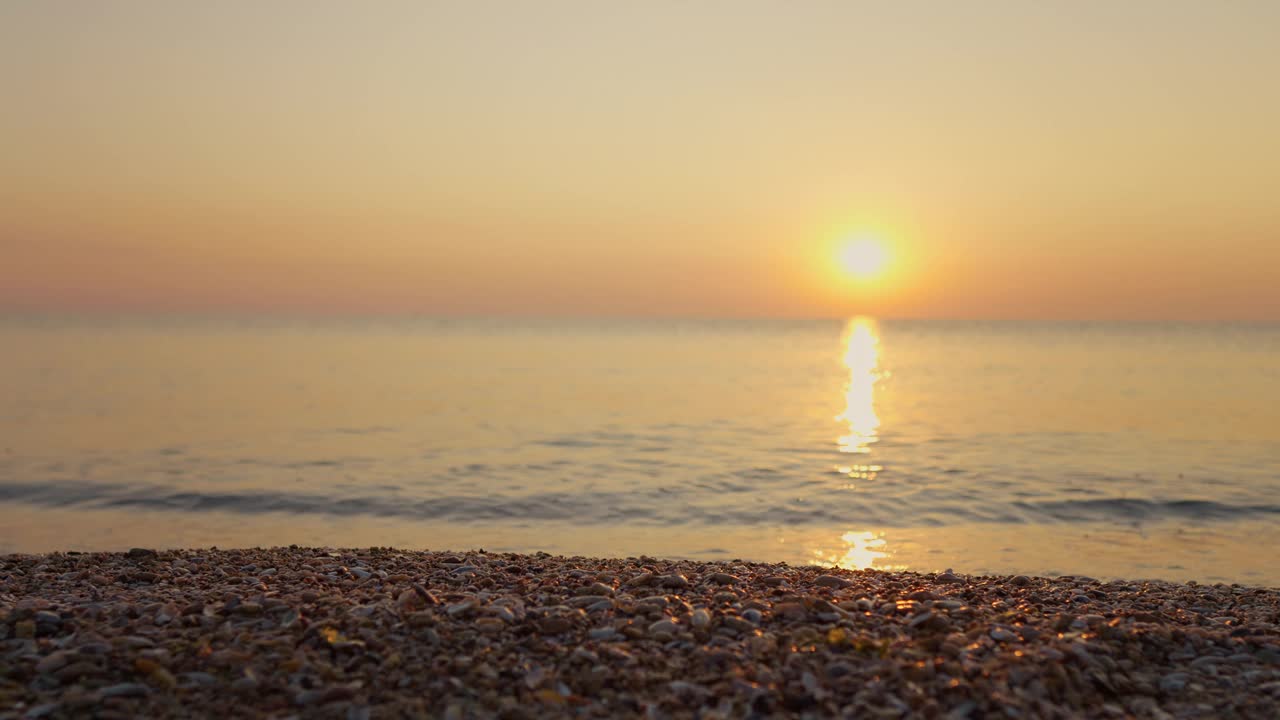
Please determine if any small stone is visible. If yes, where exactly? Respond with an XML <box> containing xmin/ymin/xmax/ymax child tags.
<box><xmin>36</xmin><ymin>650</ymin><xmax>73</xmax><ymax>673</ymax></box>
<box><xmin>34</xmin><ymin>610</ymin><xmax>62</xmax><ymax>626</ymax></box>
<box><xmin>396</xmin><ymin>589</ymin><xmax>421</xmax><ymax>611</ymax></box>
<box><xmin>741</xmin><ymin>608</ymin><xmax>763</xmax><ymax>624</ymax></box>
<box><xmin>588</xmin><ymin>627</ymin><xmax>619</xmax><ymax>640</ymax></box>
<box><xmin>815</xmin><ymin>574</ymin><xmax>852</xmax><ymax>589</ymax></box>
<box><xmin>774</xmin><ymin>602</ymin><xmax>806</xmax><ymax>621</ymax></box>
<box><xmin>446</xmin><ymin>600</ymin><xmax>475</xmax><ymax>618</ymax></box>
<box><xmin>15</xmin><ymin>620</ymin><xmax>35</xmax><ymax>639</ymax></box>
<box><xmin>538</xmin><ymin>616</ymin><xmax>573</xmax><ymax>634</ymax></box>
<box><xmin>627</xmin><ymin>573</ymin><xmax>656</xmax><ymax>587</ymax></box>
<box><xmin>936</xmin><ymin>572</ymin><xmax>963</xmax><ymax>584</ymax></box>
<box><xmin>350</xmin><ymin>567</ymin><xmax>371</xmax><ymax>580</ymax></box>
<box><xmin>762</xmin><ymin>575</ymin><xmax>788</xmax><ymax>587</ymax></box>
<box><xmin>231</xmin><ymin>676</ymin><xmax>260</xmax><ymax>692</ymax></box>
<box><xmin>659</xmin><ymin>573</ymin><xmax>690</xmax><ymax>589</ymax></box>
<box><xmin>1160</xmin><ymin>673</ymin><xmax>1189</xmax><ymax>694</ymax></box>
<box><xmin>691</xmin><ymin>608</ymin><xmax>711</xmax><ymax>629</ymax></box>
<box><xmin>990</xmin><ymin>628</ymin><xmax>1018</xmax><ymax>642</ymax></box>
<box><xmin>707</xmin><ymin>572</ymin><xmax>739</xmax><ymax>585</ymax></box>
<box><xmin>99</xmin><ymin>682</ymin><xmax>151</xmax><ymax>699</ymax></box>
<box><xmin>20</xmin><ymin>703</ymin><xmax>60</xmax><ymax>719</ymax></box>
<box><xmin>1011</xmin><ymin>575</ymin><xmax>1032</xmax><ymax>587</ymax></box>
<box><xmin>648</xmin><ymin>619</ymin><xmax>680</xmax><ymax>636</ymax></box>
<box><xmin>412</xmin><ymin>583</ymin><xmax>440</xmax><ymax>605</ymax></box>
<box><xmin>54</xmin><ymin>661</ymin><xmax>103</xmax><ymax>682</ymax></box>
<box><xmin>577</xmin><ymin>582</ymin><xmax>614</xmax><ymax>597</ymax></box>
<box><xmin>127</xmin><ymin>548</ymin><xmax>157</xmax><ymax>559</ymax></box>
<box><xmin>908</xmin><ymin>611</ymin><xmax>951</xmax><ymax>633</ymax></box>
<box><xmin>475</xmin><ymin>617</ymin><xmax>505</xmax><ymax>634</ymax></box>
<box><xmin>179</xmin><ymin>672</ymin><xmax>219</xmax><ymax>687</ymax></box>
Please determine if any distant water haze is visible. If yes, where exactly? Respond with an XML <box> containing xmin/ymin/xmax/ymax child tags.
<box><xmin>1</xmin><ymin>316</ymin><xmax>1277</xmax><ymax>585</ymax></box>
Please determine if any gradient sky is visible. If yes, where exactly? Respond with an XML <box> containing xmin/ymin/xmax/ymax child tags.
<box><xmin>2</xmin><ymin>1</ymin><xmax>1278</xmax><ymax>320</ymax></box>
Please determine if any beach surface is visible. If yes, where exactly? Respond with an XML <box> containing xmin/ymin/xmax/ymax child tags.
<box><xmin>2</xmin><ymin>548</ymin><xmax>1278</xmax><ymax>719</ymax></box>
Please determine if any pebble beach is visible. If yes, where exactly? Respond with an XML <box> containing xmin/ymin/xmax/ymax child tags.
<box><xmin>2</xmin><ymin>548</ymin><xmax>1279</xmax><ymax>719</ymax></box>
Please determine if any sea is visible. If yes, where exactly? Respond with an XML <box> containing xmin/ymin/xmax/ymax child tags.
<box><xmin>1</xmin><ymin>316</ymin><xmax>1277</xmax><ymax>586</ymax></box>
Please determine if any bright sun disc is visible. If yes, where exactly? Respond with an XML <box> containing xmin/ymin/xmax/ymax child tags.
<box><xmin>836</xmin><ymin>236</ymin><xmax>889</xmax><ymax>279</ymax></box>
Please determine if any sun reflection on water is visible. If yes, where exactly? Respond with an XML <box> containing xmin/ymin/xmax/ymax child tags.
<box><xmin>816</xmin><ymin>320</ymin><xmax>904</xmax><ymax>572</ymax></box>
<box><xmin>836</xmin><ymin>316</ymin><xmax>882</xmax><ymax>467</ymax></box>
<box><xmin>813</xmin><ymin>530</ymin><xmax>903</xmax><ymax>571</ymax></box>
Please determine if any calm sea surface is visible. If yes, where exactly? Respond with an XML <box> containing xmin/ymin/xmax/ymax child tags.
<box><xmin>1</xmin><ymin>317</ymin><xmax>1277</xmax><ymax>585</ymax></box>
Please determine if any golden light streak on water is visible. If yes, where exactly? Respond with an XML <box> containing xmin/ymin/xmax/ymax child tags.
<box><xmin>813</xmin><ymin>529</ymin><xmax>904</xmax><ymax>571</ymax></box>
<box><xmin>836</xmin><ymin>316</ymin><xmax>881</xmax><ymax>462</ymax></box>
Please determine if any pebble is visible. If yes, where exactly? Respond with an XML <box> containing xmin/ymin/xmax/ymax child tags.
<box><xmin>707</xmin><ymin>572</ymin><xmax>739</xmax><ymax>585</ymax></box>
<box><xmin>1160</xmin><ymin>673</ymin><xmax>1189</xmax><ymax>693</ymax></box>
<box><xmin>20</xmin><ymin>703</ymin><xmax>61</xmax><ymax>719</ymax></box>
<box><xmin>648</xmin><ymin>619</ymin><xmax>680</xmax><ymax>636</ymax></box>
<box><xmin>98</xmin><ymin>683</ymin><xmax>150</xmax><ymax>699</ymax></box>
<box><xmin>446</xmin><ymin>600</ymin><xmax>475</xmax><ymax>618</ymax></box>
<box><xmin>773</xmin><ymin>602</ymin><xmax>807</xmax><ymax>621</ymax></box>
<box><xmin>815</xmin><ymin>574</ymin><xmax>852</xmax><ymax>589</ymax></box>
<box><xmin>35</xmin><ymin>651</ymin><xmax>73</xmax><ymax>673</ymax></box>
<box><xmin>178</xmin><ymin>672</ymin><xmax>218</xmax><ymax>687</ymax></box>
<box><xmin>537</xmin><ymin>616</ymin><xmax>574</xmax><ymax>634</ymax></box>
<box><xmin>577</xmin><ymin>582</ymin><xmax>615</xmax><ymax>596</ymax></box>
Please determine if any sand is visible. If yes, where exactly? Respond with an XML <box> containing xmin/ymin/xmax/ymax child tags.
<box><xmin>2</xmin><ymin>547</ymin><xmax>1278</xmax><ymax>719</ymax></box>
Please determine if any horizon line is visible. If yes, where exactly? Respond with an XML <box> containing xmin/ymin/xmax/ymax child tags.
<box><xmin>2</xmin><ymin>306</ymin><xmax>1277</xmax><ymax>328</ymax></box>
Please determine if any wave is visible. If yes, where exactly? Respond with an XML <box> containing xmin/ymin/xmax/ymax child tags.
<box><xmin>2</xmin><ymin>480</ymin><xmax>1277</xmax><ymax>528</ymax></box>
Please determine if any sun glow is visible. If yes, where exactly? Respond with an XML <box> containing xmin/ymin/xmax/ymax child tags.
<box><xmin>835</xmin><ymin>235</ymin><xmax>889</xmax><ymax>280</ymax></box>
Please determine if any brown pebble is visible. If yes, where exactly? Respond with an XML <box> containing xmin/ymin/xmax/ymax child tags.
<box><xmin>36</xmin><ymin>651</ymin><xmax>73</xmax><ymax>673</ymax></box>
<box><xmin>538</xmin><ymin>616</ymin><xmax>574</xmax><ymax>634</ymax></box>
<box><xmin>815</xmin><ymin>574</ymin><xmax>852</xmax><ymax>589</ymax></box>
<box><xmin>774</xmin><ymin>602</ymin><xmax>807</xmax><ymax>621</ymax></box>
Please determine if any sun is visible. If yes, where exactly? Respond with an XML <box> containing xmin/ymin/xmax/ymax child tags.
<box><xmin>836</xmin><ymin>235</ymin><xmax>889</xmax><ymax>279</ymax></box>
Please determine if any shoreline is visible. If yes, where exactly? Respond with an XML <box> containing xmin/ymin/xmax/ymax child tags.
<box><xmin>2</xmin><ymin>547</ymin><xmax>1278</xmax><ymax>718</ymax></box>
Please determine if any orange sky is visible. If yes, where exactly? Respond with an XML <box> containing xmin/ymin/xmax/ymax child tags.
<box><xmin>2</xmin><ymin>1</ymin><xmax>1278</xmax><ymax>320</ymax></box>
